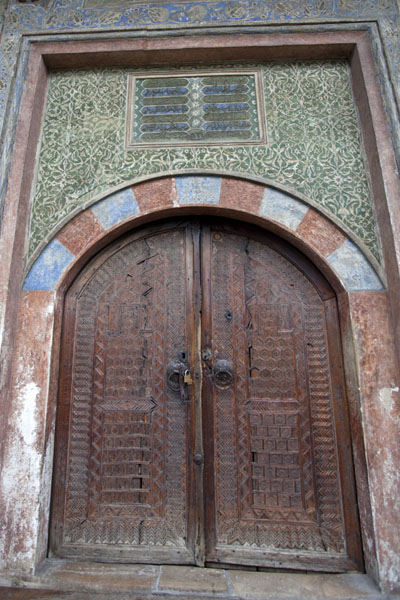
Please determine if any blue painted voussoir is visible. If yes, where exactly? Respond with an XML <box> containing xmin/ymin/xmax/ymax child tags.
<box><xmin>259</xmin><ymin>187</ymin><xmax>308</xmax><ymax>230</ymax></box>
<box><xmin>91</xmin><ymin>188</ymin><xmax>139</xmax><ymax>229</ymax></box>
<box><xmin>175</xmin><ymin>176</ymin><xmax>221</xmax><ymax>205</ymax></box>
<box><xmin>23</xmin><ymin>239</ymin><xmax>74</xmax><ymax>291</ymax></box>
<box><xmin>327</xmin><ymin>240</ymin><xmax>384</xmax><ymax>292</ymax></box>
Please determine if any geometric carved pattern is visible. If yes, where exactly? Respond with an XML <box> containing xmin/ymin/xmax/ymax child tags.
<box><xmin>98</xmin><ymin>409</ymin><xmax>152</xmax><ymax>507</ymax></box>
<box><xmin>210</xmin><ymin>231</ymin><xmax>346</xmax><ymax>557</ymax></box>
<box><xmin>61</xmin><ymin>227</ymin><xmax>190</xmax><ymax>555</ymax></box>
<box><xmin>303</xmin><ymin>303</ymin><xmax>345</xmax><ymax>552</ymax></box>
<box><xmin>249</xmin><ymin>409</ymin><xmax>302</xmax><ymax>511</ymax></box>
<box><xmin>53</xmin><ymin>220</ymin><xmax>356</xmax><ymax>567</ymax></box>
<box><xmin>247</xmin><ymin>323</ymin><xmax>296</xmax><ymax>399</ymax></box>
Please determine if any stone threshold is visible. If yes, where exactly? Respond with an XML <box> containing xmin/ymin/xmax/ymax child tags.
<box><xmin>0</xmin><ymin>560</ymin><xmax>399</xmax><ymax>600</ymax></box>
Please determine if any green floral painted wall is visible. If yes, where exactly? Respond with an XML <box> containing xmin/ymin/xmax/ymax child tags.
<box><xmin>30</xmin><ymin>60</ymin><xmax>380</xmax><ymax>265</ymax></box>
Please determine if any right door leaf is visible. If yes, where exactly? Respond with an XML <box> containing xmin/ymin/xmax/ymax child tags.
<box><xmin>205</xmin><ymin>229</ymin><xmax>358</xmax><ymax>571</ymax></box>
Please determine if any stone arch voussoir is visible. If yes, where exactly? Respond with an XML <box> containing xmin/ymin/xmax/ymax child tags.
<box><xmin>23</xmin><ymin>175</ymin><xmax>384</xmax><ymax>293</ymax></box>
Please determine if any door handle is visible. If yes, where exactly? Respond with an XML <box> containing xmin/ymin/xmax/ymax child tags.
<box><xmin>213</xmin><ymin>359</ymin><xmax>234</xmax><ymax>390</ymax></box>
<box><xmin>166</xmin><ymin>361</ymin><xmax>185</xmax><ymax>391</ymax></box>
<box><xmin>166</xmin><ymin>361</ymin><xmax>192</xmax><ymax>401</ymax></box>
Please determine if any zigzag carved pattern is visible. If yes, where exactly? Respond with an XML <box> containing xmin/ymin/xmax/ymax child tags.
<box><xmin>66</xmin><ymin>516</ymin><xmax>187</xmax><ymax>546</ymax></box>
<box><xmin>63</xmin><ymin>230</ymin><xmax>189</xmax><ymax>550</ymax></box>
<box><xmin>148</xmin><ymin>243</ymin><xmax>165</xmax><ymax>525</ymax></box>
<box><xmin>222</xmin><ymin>522</ymin><xmax>326</xmax><ymax>551</ymax></box>
<box><xmin>65</xmin><ymin>247</ymin><xmax>146</xmax><ymax>541</ymax></box>
<box><xmin>213</xmin><ymin>235</ymin><xmax>345</xmax><ymax>554</ymax></box>
<box><xmin>163</xmin><ymin>231</ymin><xmax>188</xmax><ymax>543</ymax></box>
<box><xmin>233</xmin><ymin>252</ymin><xmax>253</xmax><ymax>526</ymax></box>
<box><xmin>87</xmin><ymin>253</ymin><xmax>157</xmax><ymax>525</ymax></box>
<box><xmin>238</xmin><ymin>243</ymin><xmax>317</xmax><ymax>526</ymax></box>
<box><xmin>237</xmin><ymin>243</ymin><xmax>318</xmax><ymax>528</ymax></box>
<box><xmin>303</xmin><ymin>303</ymin><xmax>345</xmax><ymax>553</ymax></box>
<box><xmin>64</xmin><ymin>298</ymin><xmax>97</xmax><ymax>540</ymax></box>
<box><xmin>290</xmin><ymin>302</ymin><xmax>316</xmax><ymax>519</ymax></box>
<box><xmin>212</xmin><ymin>237</ymin><xmax>238</xmax><ymax>538</ymax></box>
<box><xmin>87</xmin><ymin>297</ymin><xmax>107</xmax><ymax>517</ymax></box>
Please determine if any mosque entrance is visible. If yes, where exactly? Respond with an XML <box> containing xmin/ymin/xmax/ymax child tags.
<box><xmin>49</xmin><ymin>218</ymin><xmax>362</xmax><ymax>572</ymax></box>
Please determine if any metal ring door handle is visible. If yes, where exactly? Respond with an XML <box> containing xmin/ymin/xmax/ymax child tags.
<box><xmin>213</xmin><ymin>359</ymin><xmax>234</xmax><ymax>390</ymax></box>
<box><xmin>166</xmin><ymin>361</ymin><xmax>185</xmax><ymax>392</ymax></box>
<box><xmin>166</xmin><ymin>361</ymin><xmax>192</xmax><ymax>402</ymax></box>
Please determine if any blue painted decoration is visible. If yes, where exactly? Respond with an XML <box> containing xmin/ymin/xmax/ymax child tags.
<box><xmin>328</xmin><ymin>240</ymin><xmax>384</xmax><ymax>291</ymax></box>
<box><xmin>259</xmin><ymin>187</ymin><xmax>308</xmax><ymax>230</ymax></box>
<box><xmin>91</xmin><ymin>188</ymin><xmax>139</xmax><ymax>229</ymax></box>
<box><xmin>23</xmin><ymin>238</ymin><xmax>74</xmax><ymax>291</ymax></box>
<box><xmin>175</xmin><ymin>175</ymin><xmax>221</xmax><ymax>205</ymax></box>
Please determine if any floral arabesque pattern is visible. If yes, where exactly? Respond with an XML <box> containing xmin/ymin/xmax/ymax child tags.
<box><xmin>0</xmin><ymin>1</ymin><xmax>399</xmax><ymax>254</ymax></box>
<box><xmin>29</xmin><ymin>61</ymin><xmax>380</xmax><ymax>263</ymax></box>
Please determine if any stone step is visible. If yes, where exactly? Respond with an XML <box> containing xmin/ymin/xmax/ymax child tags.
<box><xmin>1</xmin><ymin>560</ymin><xmax>399</xmax><ymax>600</ymax></box>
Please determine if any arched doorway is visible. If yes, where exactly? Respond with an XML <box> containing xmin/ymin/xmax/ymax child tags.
<box><xmin>49</xmin><ymin>217</ymin><xmax>363</xmax><ymax>572</ymax></box>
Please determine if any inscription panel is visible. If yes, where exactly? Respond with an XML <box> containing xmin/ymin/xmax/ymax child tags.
<box><xmin>126</xmin><ymin>70</ymin><xmax>266</xmax><ymax>147</ymax></box>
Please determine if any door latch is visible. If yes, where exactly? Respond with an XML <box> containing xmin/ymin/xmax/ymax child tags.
<box><xmin>166</xmin><ymin>362</ymin><xmax>192</xmax><ymax>401</ymax></box>
<box><xmin>184</xmin><ymin>369</ymin><xmax>193</xmax><ymax>385</ymax></box>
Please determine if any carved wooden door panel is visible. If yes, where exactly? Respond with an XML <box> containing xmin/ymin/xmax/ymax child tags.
<box><xmin>50</xmin><ymin>223</ymin><xmax>198</xmax><ymax>563</ymax></box>
<box><xmin>51</xmin><ymin>218</ymin><xmax>362</xmax><ymax>571</ymax></box>
<box><xmin>201</xmin><ymin>223</ymin><xmax>362</xmax><ymax>572</ymax></box>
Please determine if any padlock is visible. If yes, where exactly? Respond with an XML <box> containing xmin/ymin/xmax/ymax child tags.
<box><xmin>184</xmin><ymin>369</ymin><xmax>193</xmax><ymax>385</ymax></box>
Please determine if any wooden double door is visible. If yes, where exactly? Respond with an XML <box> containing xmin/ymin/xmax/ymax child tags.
<box><xmin>50</xmin><ymin>219</ymin><xmax>362</xmax><ymax>571</ymax></box>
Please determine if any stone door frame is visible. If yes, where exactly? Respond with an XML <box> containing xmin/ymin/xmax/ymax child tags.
<box><xmin>0</xmin><ymin>32</ymin><xmax>399</xmax><ymax>593</ymax></box>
